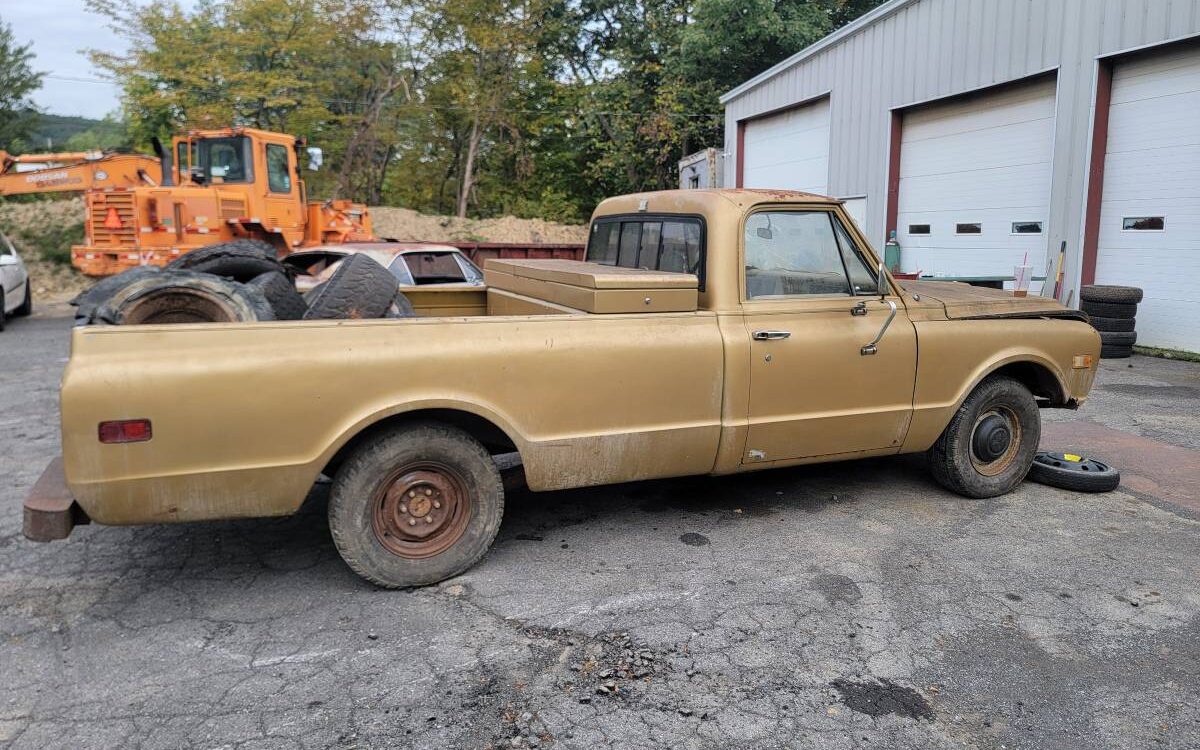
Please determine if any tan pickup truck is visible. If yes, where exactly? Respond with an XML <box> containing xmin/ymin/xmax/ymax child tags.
<box><xmin>25</xmin><ymin>189</ymin><xmax>1100</xmax><ymax>587</ymax></box>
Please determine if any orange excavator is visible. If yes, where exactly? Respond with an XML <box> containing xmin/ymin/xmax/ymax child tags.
<box><xmin>0</xmin><ymin>149</ymin><xmax>161</xmax><ymax>196</ymax></box>
<box><xmin>72</xmin><ymin>127</ymin><xmax>375</xmax><ymax>276</ymax></box>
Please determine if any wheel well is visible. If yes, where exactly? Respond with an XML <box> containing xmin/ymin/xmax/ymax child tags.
<box><xmin>322</xmin><ymin>408</ymin><xmax>519</xmax><ymax>478</ymax></box>
<box><xmin>990</xmin><ymin>361</ymin><xmax>1065</xmax><ymax>405</ymax></box>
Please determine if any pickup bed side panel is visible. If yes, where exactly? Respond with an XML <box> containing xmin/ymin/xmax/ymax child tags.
<box><xmin>902</xmin><ymin>318</ymin><xmax>1100</xmax><ymax>453</ymax></box>
<box><xmin>62</xmin><ymin>314</ymin><xmax>725</xmax><ymax>525</ymax></box>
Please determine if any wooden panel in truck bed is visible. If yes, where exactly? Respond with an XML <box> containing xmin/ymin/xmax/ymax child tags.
<box><xmin>483</xmin><ymin>258</ymin><xmax>698</xmax><ymax>313</ymax></box>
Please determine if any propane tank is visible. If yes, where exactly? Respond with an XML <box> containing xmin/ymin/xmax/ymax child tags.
<box><xmin>884</xmin><ymin>230</ymin><xmax>901</xmax><ymax>272</ymax></box>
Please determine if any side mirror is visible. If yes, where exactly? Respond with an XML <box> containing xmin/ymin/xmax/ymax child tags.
<box><xmin>306</xmin><ymin>147</ymin><xmax>323</xmax><ymax>171</ymax></box>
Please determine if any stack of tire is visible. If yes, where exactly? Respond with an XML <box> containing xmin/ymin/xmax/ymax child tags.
<box><xmin>1080</xmin><ymin>284</ymin><xmax>1141</xmax><ymax>359</ymax></box>
<box><xmin>73</xmin><ymin>239</ymin><xmax>407</xmax><ymax>326</ymax></box>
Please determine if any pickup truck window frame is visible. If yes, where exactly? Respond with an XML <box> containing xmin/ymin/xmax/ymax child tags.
<box><xmin>740</xmin><ymin>207</ymin><xmax>880</xmax><ymax>302</ymax></box>
<box><xmin>587</xmin><ymin>213</ymin><xmax>707</xmax><ymax>290</ymax></box>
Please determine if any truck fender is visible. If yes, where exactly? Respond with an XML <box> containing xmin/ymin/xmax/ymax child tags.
<box><xmin>317</xmin><ymin>399</ymin><xmax>526</xmax><ymax>478</ymax></box>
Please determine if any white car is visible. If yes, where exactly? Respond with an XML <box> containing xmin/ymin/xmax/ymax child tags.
<box><xmin>0</xmin><ymin>231</ymin><xmax>32</xmax><ymax>330</ymax></box>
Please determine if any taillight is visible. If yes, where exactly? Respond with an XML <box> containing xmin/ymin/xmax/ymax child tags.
<box><xmin>98</xmin><ymin>419</ymin><xmax>152</xmax><ymax>444</ymax></box>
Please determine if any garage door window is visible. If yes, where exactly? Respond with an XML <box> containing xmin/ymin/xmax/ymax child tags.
<box><xmin>908</xmin><ymin>224</ymin><xmax>931</xmax><ymax>235</ymax></box>
<box><xmin>1011</xmin><ymin>221</ymin><xmax>1043</xmax><ymax>234</ymax></box>
<box><xmin>1122</xmin><ymin>216</ymin><xmax>1164</xmax><ymax>231</ymax></box>
<box><xmin>955</xmin><ymin>223</ymin><xmax>982</xmax><ymax>234</ymax></box>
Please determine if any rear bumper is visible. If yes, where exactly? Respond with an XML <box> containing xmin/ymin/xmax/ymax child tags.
<box><xmin>23</xmin><ymin>456</ymin><xmax>90</xmax><ymax>542</ymax></box>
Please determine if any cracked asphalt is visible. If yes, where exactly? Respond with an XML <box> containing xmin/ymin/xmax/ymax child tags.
<box><xmin>3</xmin><ymin>312</ymin><xmax>1199</xmax><ymax>749</ymax></box>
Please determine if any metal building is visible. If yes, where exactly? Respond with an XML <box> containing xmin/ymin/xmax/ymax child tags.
<box><xmin>721</xmin><ymin>0</ymin><xmax>1200</xmax><ymax>352</ymax></box>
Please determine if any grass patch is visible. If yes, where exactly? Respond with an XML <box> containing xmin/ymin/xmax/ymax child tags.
<box><xmin>1133</xmin><ymin>345</ymin><xmax>1200</xmax><ymax>363</ymax></box>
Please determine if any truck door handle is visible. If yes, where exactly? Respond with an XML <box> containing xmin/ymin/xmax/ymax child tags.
<box><xmin>860</xmin><ymin>300</ymin><xmax>897</xmax><ymax>355</ymax></box>
<box><xmin>753</xmin><ymin>330</ymin><xmax>791</xmax><ymax>341</ymax></box>
<box><xmin>851</xmin><ymin>301</ymin><xmax>867</xmax><ymax>316</ymax></box>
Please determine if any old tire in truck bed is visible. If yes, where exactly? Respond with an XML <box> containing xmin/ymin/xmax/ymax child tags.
<box><xmin>92</xmin><ymin>270</ymin><xmax>276</xmax><ymax>325</ymax></box>
<box><xmin>72</xmin><ymin>266</ymin><xmax>162</xmax><ymax>325</ymax></box>
<box><xmin>328</xmin><ymin>422</ymin><xmax>505</xmax><ymax>588</ymax></box>
<box><xmin>166</xmin><ymin>239</ymin><xmax>284</xmax><ymax>282</ymax></box>
<box><xmin>303</xmin><ymin>253</ymin><xmax>398</xmax><ymax>320</ymax></box>
<box><xmin>247</xmin><ymin>270</ymin><xmax>307</xmax><ymax>320</ymax></box>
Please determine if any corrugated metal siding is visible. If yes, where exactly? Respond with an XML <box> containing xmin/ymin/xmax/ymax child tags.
<box><xmin>722</xmin><ymin>0</ymin><xmax>1200</xmax><ymax>301</ymax></box>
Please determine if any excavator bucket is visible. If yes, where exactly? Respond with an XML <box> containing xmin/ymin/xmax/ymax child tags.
<box><xmin>103</xmin><ymin>207</ymin><xmax>123</xmax><ymax>230</ymax></box>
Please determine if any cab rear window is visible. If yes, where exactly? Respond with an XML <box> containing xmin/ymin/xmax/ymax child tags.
<box><xmin>587</xmin><ymin>216</ymin><xmax>704</xmax><ymax>284</ymax></box>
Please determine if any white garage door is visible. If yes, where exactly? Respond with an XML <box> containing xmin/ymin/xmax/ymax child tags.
<box><xmin>896</xmin><ymin>79</ymin><xmax>1056</xmax><ymax>287</ymax></box>
<box><xmin>1095</xmin><ymin>46</ymin><xmax>1200</xmax><ymax>353</ymax></box>
<box><xmin>742</xmin><ymin>98</ymin><xmax>830</xmax><ymax>194</ymax></box>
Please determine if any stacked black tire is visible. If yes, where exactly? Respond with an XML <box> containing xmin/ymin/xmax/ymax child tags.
<box><xmin>1080</xmin><ymin>284</ymin><xmax>1141</xmax><ymax>359</ymax></box>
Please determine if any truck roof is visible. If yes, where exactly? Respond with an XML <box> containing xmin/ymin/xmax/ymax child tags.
<box><xmin>592</xmin><ymin>188</ymin><xmax>840</xmax><ymax>221</ymax></box>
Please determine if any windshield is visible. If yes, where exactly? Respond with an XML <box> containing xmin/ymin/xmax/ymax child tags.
<box><xmin>178</xmin><ymin>136</ymin><xmax>253</xmax><ymax>185</ymax></box>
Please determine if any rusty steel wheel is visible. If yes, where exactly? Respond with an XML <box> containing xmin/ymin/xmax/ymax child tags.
<box><xmin>329</xmin><ymin>421</ymin><xmax>505</xmax><ymax>588</ymax></box>
<box><xmin>372</xmin><ymin>462</ymin><xmax>473</xmax><ymax>559</ymax></box>
<box><xmin>928</xmin><ymin>375</ymin><xmax>1040</xmax><ymax>499</ymax></box>
<box><xmin>968</xmin><ymin>405</ymin><xmax>1023</xmax><ymax>477</ymax></box>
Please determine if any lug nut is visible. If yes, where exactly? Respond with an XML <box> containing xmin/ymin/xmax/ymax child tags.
<box><xmin>433</xmin><ymin>501</ymin><xmax>441</xmax><ymax>509</ymax></box>
<box><xmin>399</xmin><ymin>504</ymin><xmax>407</xmax><ymax>514</ymax></box>
<box><xmin>425</xmin><ymin>515</ymin><xmax>433</xmax><ymax>523</ymax></box>
<box><xmin>408</xmin><ymin>490</ymin><xmax>416</xmax><ymax>498</ymax></box>
<box><xmin>425</xmin><ymin>489</ymin><xmax>433</xmax><ymax>496</ymax></box>
<box><xmin>408</xmin><ymin>519</ymin><xmax>417</xmax><ymax>526</ymax></box>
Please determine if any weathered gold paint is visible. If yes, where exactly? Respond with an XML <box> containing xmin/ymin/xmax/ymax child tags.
<box><xmin>58</xmin><ymin>189</ymin><xmax>1100</xmax><ymax>527</ymax></box>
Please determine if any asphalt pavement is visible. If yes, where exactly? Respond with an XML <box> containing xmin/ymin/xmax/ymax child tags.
<box><xmin>2</xmin><ymin>312</ymin><xmax>1198</xmax><ymax>749</ymax></box>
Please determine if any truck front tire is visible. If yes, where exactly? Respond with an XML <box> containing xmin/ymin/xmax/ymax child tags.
<box><xmin>928</xmin><ymin>375</ymin><xmax>1040</xmax><ymax>498</ymax></box>
<box><xmin>329</xmin><ymin>422</ymin><xmax>505</xmax><ymax>588</ymax></box>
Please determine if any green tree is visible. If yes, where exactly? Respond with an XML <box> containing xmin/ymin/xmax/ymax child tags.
<box><xmin>0</xmin><ymin>16</ymin><xmax>44</xmax><ymax>150</ymax></box>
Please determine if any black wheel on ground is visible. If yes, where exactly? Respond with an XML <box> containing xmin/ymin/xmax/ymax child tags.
<box><xmin>1100</xmin><ymin>343</ymin><xmax>1134</xmax><ymax>359</ymax></box>
<box><xmin>328</xmin><ymin>421</ymin><xmax>505</xmax><ymax>588</ymax></box>
<box><xmin>1100</xmin><ymin>330</ymin><xmax>1137</xmax><ymax>347</ymax></box>
<box><xmin>928</xmin><ymin>375</ymin><xmax>1040</xmax><ymax>498</ymax></box>
<box><xmin>71</xmin><ymin>266</ymin><xmax>161</xmax><ymax>325</ymax></box>
<box><xmin>1027</xmin><ymin>452</ymin><xmax>1120</xmax><ymax>492</ymax></box>
<box><xmin>1080</xmin><ymin>284</ymin><xmax>1142</xmax><ymax>304</ymax></box>
<box><xmin>165</xmin><ymin>239</ymin><xmax>284</xmax><ymax>282</ymax></box>
<box><xmin>0</xmin><ymin>289</ymin><xmax>6</xmax><ymax>331</ymax></box>
<box><xmin>303</xmin><ymin>253</ymin><xmax>398</xmax><ymax>320</ymax></box>
<box><xmin>14</xmin><ymin>280</ymin><xmax>32</xmax><ymax>316</ymax></box>
<box><xmin>1081</xmin><ymin>300</ymin><xmax>1137</xmax><ymax>319</ymax></box>
<box><xmin>91</xmin><ymin>269</ymin><xmax>275</xmax><ymax>325</ymax></box>
<box><xmin>246</xmin><ymin>270</ymin><xmax>307</xmax><ymax>320</ymax></box>
<box><xmin>1090</xmin><ymin>315</ymin><xmax>1135</xmax><ymax>333</ymax></box>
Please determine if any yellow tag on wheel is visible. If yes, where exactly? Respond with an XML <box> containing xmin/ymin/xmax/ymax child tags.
<box><xmin>1063</xmin><ymin>453</ymin><xmax>1083</xmax><ymax>462</ymax></box>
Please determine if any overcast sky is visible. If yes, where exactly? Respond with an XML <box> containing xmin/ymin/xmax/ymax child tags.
<box><xmin>5</xmin><ymin>1</ymin><xmax>130</xmax><ymax>120</ymax></box>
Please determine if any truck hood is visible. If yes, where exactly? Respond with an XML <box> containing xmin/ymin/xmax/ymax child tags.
<box><xmin>899</xmin><ymin>280</ymin><xmax>1088</xmax><ymax>321</ymax></box>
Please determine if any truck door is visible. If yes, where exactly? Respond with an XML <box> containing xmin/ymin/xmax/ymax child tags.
<box><xmin>263</xmin><ymin>142</ymin><xmax>303</xmax><ymax>247</ymax></box>
<box><xmin>741</xmin><ymin>208</ymin><xmax>917</xmax><ymax>463</ymax></box>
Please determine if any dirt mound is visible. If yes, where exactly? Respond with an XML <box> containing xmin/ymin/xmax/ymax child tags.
<box><xmin>369</xmin><ymin>207</ymin><xmax>587</xmax><ymax>245</ymax></box>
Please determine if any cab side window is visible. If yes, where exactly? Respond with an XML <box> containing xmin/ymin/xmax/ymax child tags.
<box><xmin>744</xmin><ymin>211</ymin><xmax>851</xmax><ymax>298</ymax></box>
<box><xmin>266</xmin><ymin>144</ymin><xmax>292</xmax><ymax>193</ymax></box>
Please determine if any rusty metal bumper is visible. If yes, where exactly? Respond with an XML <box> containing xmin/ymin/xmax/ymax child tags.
<box><xmin>23</xmin><ymin>457</ymin><xmax>90</xmax><ymax>542</ymax></box>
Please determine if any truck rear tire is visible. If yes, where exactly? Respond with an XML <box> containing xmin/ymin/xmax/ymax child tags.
<box><xmin>329</xmin><ymin>422</ymin><xmax>504</xmax><ymax>588</ymax></box>
<box><xmin>928</xmin><ymin>375</ymin><xmax>1040</xmax><ymax>498</ymax></box>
